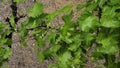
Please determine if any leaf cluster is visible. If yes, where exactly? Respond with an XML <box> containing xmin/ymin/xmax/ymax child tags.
<box><xmin>0</xmin><ymin>0</ymin><xmax>120</xmax><ymax>68</ymax></box>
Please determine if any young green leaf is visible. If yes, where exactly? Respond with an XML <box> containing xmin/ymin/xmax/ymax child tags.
<box><xmin>46</xmin><ymin>31</ymin><xmax>56</xmax><ymax>43</ymax></box>
<box><xmin>60</xmin><ymin>35</ymin><xmax>72</xmax><ymax>44</ymax></box>
<box><xmin>100</xmin><ymin>16</ymin><xmax>120</xmax><ymax>28</ymax></box>
<box><xmin>36</xmin><ymin>37</ymin><xmax>44</xmax><ymax>47</ymax></box>
<box><xmin>98</xmin><ymin>0</ymin><xmax>106</xmax><ymax>7</ymax></box>
<box><xmin>3</xmin><ymin>47</ymin><xmax>12</xmax><ymax>59</ymax></box>
<box><xmin>0</xmin><ymin>46</ymin><xmax>12</xmax><ymax>64</ymax></box>
<box><xmin>10</xmin><ymin>15</ymin><xmax>17</xmax><ymax>31</ymax></box>
<box><xmin>60</xmin><ymin>12</ymin><xmax>74</xmax><ymax>39</ymax></box>
<box><xmin>31</xmin><ymin>20</ymin><xmax>37</xmax><ymax>28</ymax></box>
<box><xmin>77</xmin><ymin>4</ymin><xmax>86</xmax><ymax>11</ymax></box>
<box><xmin>59</xmin><ymin>4</ymin><xmax>73</xmax><ymax>12</ymax></box>
<box><xmin>50</xmin><ymin>45</ymin><xmax>61</xmax><ymax>53</ymax></box>
<box><xmin>21</xmin><ymin>38</ymin><xmax>27</xmax><ymax>46</ymax></box>
<box><xmin>0</xmin><ymin>47</ymin><xmax>5</xmax><ymax>62</ymax></box>
<box><xmin>37</xmin><ymin>51</ymin><xmax>44</xmax><ymax>62</ymax></box>
<box><xmin>62</xmin><ymin>12</ymin><xmax>73</xmax><ymax>23</ymax></box>
<box><xmin>68</xmin><ymin>35</ymin><xmax>82</xmax><ymax>51</ymax></box>
<box><xmin>102</xmin><ymin>6</ymin><xmax>116</xmax><ymax>17</ymax></box>
<box><xmin>79</xmin><ymin>15</ymin><xmax>99</xmax><ymax>32</ymax></box>
<box><xmin>20</xmin><ymin>21</ymin><xmax>28</xmax><ymax>46</ymax></box>
<box><xmin>83</xmin><ymin>33</ymin><xmax>95</xmax><ymax>49</ymax></box>
<box><xmin>47</xmin><ymin>4</ymin><xmax>73</xmax><ymax>21</ymax></box>
<box><xmin>20</xmin><ymin>28</ymin><xmax>28</xmax><ymax>37</ymax></box>
<box><xmin>29</xmin><ymin>2</ymin><xmax>43</xmax><ymax>18</ymax></box>
<box><xmin>58</xmin><ymin>51</ymin><xmax>71</xmax><ymax>62</ymax></box>
<box><xmin>0</xmin><ymin>38</ymin><xmax>8</xmax><ymax>45</ymax></box>
<box><xmin>86</xmin><ymin>2</ymin><xmax>98</xmax><ymax>11</ymax></box>
<box><xmin>14</xmin><ymin>0</ymin><xmax>25</xmax><ymax>2</ymax></box>
<box><xmin>109</xmin><ymin>0</ymin><xmax>120</xmax><ymax>5</ymax></box>
<box><xmin>0</xmin><ymin>23</ymin><xmax>5</xmax><ymax>33</ymax></box>
<box><xmin>97</xmin><ymin>38</ymin><xmax>119</xmax><ymax>55</ymax></box>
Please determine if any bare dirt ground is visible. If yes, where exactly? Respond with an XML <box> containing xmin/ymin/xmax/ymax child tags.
<box><xmin>0</xmin><ymin>0</ymin><xmax>96</xmax><ymax>68</ymax></box>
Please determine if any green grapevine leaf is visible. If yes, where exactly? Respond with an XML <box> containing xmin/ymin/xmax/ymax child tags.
<box><xmin>77</xmin><ymin>4</ymin><xmax>86</xmax><ymax>11</ymax></box>
<box><xmin>20</xmin><ymin>28</ymin><xmax>27</xmax><ymax>38</ymax></box>
<box><xmin>21</xmin><ymin>38</ymin><xmax>27</xmax><ymax>46</ymax></box>
<box><xmin>20</xmin><ymin>22</ymin><xmax>28</xmax><ymax>46</ymax></box>
<box><xmin>3</xmin><ymin>47</ymin><xmax>12</xmax><ymax>59</ymax></box>
<box><xmin>72</xmin><ymin>49</ymin><xmax>83</xmax><ymax>67</ymax></box>
<box><xmin>58</xmin><ymin>51</ymin><xmax>71</xmax><ymax>67</ymax></box>
<box><xmin>59</xmin><ymin>4</ymin><xmax>73</xmax><ymax>12</ymax></box>
<box><xmin>10</xmin><ymin>15</ymin><xmax>17</xmax><ymax>31</ymax></box>
<box><xmin>0</xmin><ymin>46</ymin><xmax>12</xmax><ymax>65</ymax></box>
<box><xmin>0</xmin><ymin>47</ymin><xmax>5</xmax><ymax>57</ymax></box>
<box><xmin>98</xmin><ymin>0</ymin><xmax>106</xmax><ymax>7</ymax></box>
<box><xmin>86</xmin><ymin>2</ymin><xmax>98</xmax><ymax>11</ymax></box>
<box><xmin>97</xmin><ymin>38</ymin><xmax>119</xmax><ymax>55</ymax></box>
<box><xmin>100</xmin><ymin>16</ymin><xmax>120</xmax><ymax>28</ymax></box>
<box><xmin>50</xmin><ymin>45</ymin><xmax>61</xmax><ymax>53</ymax></box>
<box><xmin>68</xmin><ymin>44</ymin><xmax>79</xmax><ymax>52</ymax></box>
<box><xmin>0</xmin><ymin>23</ymin><xmax>5</xmax><ymax>33</ymax></box>
<box><xmin>102</xmin><ymin>6</ymin><xmax>116</xmax><ymax>17</ymax></box>
<box><xmin>14</xmin><ymin>0</ymin><xmax>25</xmax><ymax>2</ymax></box>
<box><xmin>36</xmin><ymin>36</ymin><xmax>44</xmax><ymax>47</ymax></box>
<box><xmin>31</xmin><ymin>20</ymin><xmax>37</xmax><ymax>28</ymax></box>
<box><xmin>27</xmin><ymin>13</ymin><xmax>48</xmax><ymax>29</ymax></box>
<box><xmin>84</xmin><ymin>33</ymin><xmax>95</xmax><ymax>48</ymax></box>
<box><xmin>48</xmin><ymin>4</ymin><xmax>73</xmax><ymax>21</ymax></box>
<box><xmin>62</xmin><ymin>12</ymin><xmax>73</xmax><ymax>23</ymax></box>
<box><xmin>46</xmin><ymin>31</ymin><xmax>56</xmax><ymax>43</ymax></box>
<box><xmin>79</xmin><ymin>15</ymin><xmax>99</xmax><ymax>32</ymax></box>
<box><xmin>21</xmin><ymin>21</ymin><xmax>28</xmax><ymax>29</ymax></box>
<box><xmin>100</xmin><ymin>6</ymin><xmax>120</xmax><ymax>28</ymax></box>
<box><xmin>20</xmin><ymin>21</ymin><xmax>28</xmax><ymax>37</ymax></box>
<box><xmin>60</xmin><ymin>12</ymin><xmax>74</xmax><ymax>39</ymax></box>
<box><xmin>0</xmin><ymin>38</ymin><xmax>7</xmax><ymax>45</ymax></box>
<box><xmin>109</xmin><ymin>0</ymin><xmax>120</xmax><ymax>5</ymax></box>
<box><xmin>60</xmin><ymin>34</ymin><xmax>72</xmax><ymax>44</ymax></box>
<box><xmin>29</xmin><ymin>2</ymin><xmax>43</xmax><ymax>18</ymax></box>
<box><xmin>37</xmin><ymin>51</ymin><xmax>44</xmax><ymax>62</ymax></box>
<box><xmin>42</xmin><ymin>49</ymin><xmax>52</xmax><ymax>59</ymax></box>
<box><xmin>68</xmin><ymin>35</ymin><xmax>82</xmax><ymax>51</ymax></box>
<box><xmin>5</xmin><ymin>38</ymin><xmax>12</xmax><ymax>46</ymax></box>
